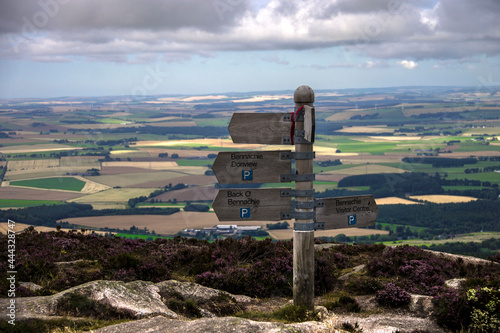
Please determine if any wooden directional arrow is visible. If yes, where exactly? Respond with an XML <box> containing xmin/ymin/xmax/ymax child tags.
<box><xmin>315</xmin><ymin>195</ymin><xmax>378</xmax><ymax>230</ymax></box>
<box><xmin>212</xmin><ymin>150</ymin><xmax>292</xmax><ymax>184</ymax></box>
<box><xmin>228</xmin><ymin>113</ymin><xmax>292</xmax><ymax>145</ymax></box>
<box><xmin>213</xmin><ymin>188</ymin><xmax>292</xmax><ymax>221</ymax></box>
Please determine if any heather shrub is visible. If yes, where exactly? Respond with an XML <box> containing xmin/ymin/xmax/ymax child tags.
<box><xmin>343</xmin><ymin>275</ymin><xmax>383</xmax><ymax>295</ymax></box>
<box><xmin>376</xmin><ymin>283</ymin><xmax>411</xmax><ymax>307</ymax></box>
<box><xmin>367</xmin><ymin>245</ymin><xmax>460</xmax><ymax>295</ymax></box>
<box><xmin>315</xmin><ymin>249</ymin><xmax>349</xmax><ymax>295</ymax></box>
<box><xmin>270</xmin><ymin>304</ymin><xmax>319</xmax><ymax>323</ymax></box>
<box><xmin>432</xmin><ymin>289</ymin><xmax>469</xmax><ymax>331</ymax></box>
<box><xmin>324</xmin><ymin>295</ymin><xmax>361</xmax><ymax>313</ymax></box>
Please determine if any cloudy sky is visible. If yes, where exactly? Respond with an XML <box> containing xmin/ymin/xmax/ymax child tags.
<box><xmin>1</xmin><ymin>0</ymin><xmax>499</xmax><ymax>98</ymax></box>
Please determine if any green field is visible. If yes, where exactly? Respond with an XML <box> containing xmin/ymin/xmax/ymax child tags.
<box><xmin>176</xmin><ymin>159</ymin><xmax>214</xmax><ymax>167</ymax></box>
<box><xmin>115</xmin><ymin>233</ymin><xmax>171</xmax><ymax>240</ymax></box>
<box><xmin>0</xmin><ymin>199</ymin><xmax>64</xmax><ymax>208</ymax></box>
<box><xmin>10</xmin><ymin>177</ymin><xmax>86</xmax><ymax>191</ymax></box>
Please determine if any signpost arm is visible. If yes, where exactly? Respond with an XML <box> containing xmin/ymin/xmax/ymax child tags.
<box><xmin>293</xmin><ymin>85</ymin><xmax>315</xmax><ymax>310</ymax></box>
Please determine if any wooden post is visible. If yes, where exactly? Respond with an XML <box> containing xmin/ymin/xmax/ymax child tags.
<box><xmin>293</xmin><ymin>85</ymin><xmax>315</xmax><ymax>310</ymax></box>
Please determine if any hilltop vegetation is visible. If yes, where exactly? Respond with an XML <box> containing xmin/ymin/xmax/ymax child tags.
<box><xmin>0</xmin><ymin>230</ymin><xmax>499</xmax><ymax>332</ymax></box>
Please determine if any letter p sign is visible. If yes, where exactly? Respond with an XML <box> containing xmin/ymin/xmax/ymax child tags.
<box><xmin>242</xmin><ymin>170</ymin><xmax>253</xmax><ymax>181</ymax></box>
<box><xmin>240</xmin><ymin>208</ymin><xmax>250</xmax><ymax>218</ymax></box>
<box><xmin>348</xmin><ymin>215</ymin><xmax>357</xmax><ymax>225</ymax></box>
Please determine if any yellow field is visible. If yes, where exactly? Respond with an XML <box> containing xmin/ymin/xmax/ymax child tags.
<box><xmin>337</xmin><ymin>126</ymin><xmax>392</xmax><ymax>134</ymax></box>
<box><xmin>78</xmin><ymin>177</ymin><xmax>111</xmax><ymax>194</ymax></box>
<box><xmin>0</xmin><ymin>144</ymin><xmax>82</xmax><ymax>154</ymax></box>
<box><xmin>102</xmin><ymin>161</ymin><xmax>178</xmax><ymax>169</ymax></box>
<box><xmin>375</xmin><ymin>197</ymin><xmax>421</xmax><ymax>205</ymax></box>
<box><xmin>147</xmin><ymin>121</ymin><xmax>197</xmax><ymax>127</ymax></box>
<box><xmin>68</xmin><ymin>188</ymin><xmax>157</xmax><ymax>204</ymax></box>
<box><xmin>60</xmin><ymin>156</ymin><xmax>102</xmax><ymax>168</ymax></box>
<box><xmin>7</xmin><ymin>159</ymin><xmax>59</xmax><ymax>172</ymax></box>
<box><xmin>5</xmin><ymin>158</ymin><xmax>99</xmax><ymax>180</ymax></box>
<box><xmin>409</xmin><ymin>195</ymin><xmax>478</xmax><ymax>203</ymax></box>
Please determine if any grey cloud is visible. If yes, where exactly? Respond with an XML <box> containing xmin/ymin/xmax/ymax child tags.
<box><xmin>1</xmin><ymin>0</ymin><xmax>499</xmax><ymax>63</ymax></box>
<box><xmin>0</xmin><ymin>0</ymin><xmax>249</xmax><ymax>34</ymax></box>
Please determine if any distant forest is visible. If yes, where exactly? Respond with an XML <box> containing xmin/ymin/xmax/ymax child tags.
<box><xmin>335</xmin><ymin>172</ymin><xmax>499</xmax><ymax>200</ymax></box>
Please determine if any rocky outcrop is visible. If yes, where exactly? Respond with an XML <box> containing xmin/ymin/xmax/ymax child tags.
<box><xmin>93</xmin><ymin>315</ymin><xmax>330</xmax><ymax>333</ymax></box>
<box><xmin>0</xmin><ymin>280</ymin><xmax>178</xmax><ymax>321</ymax></box>
<box><xmin>0</xmin><ymin>279</ymin><xmax>448</xmax><ymax>333</ymax></box>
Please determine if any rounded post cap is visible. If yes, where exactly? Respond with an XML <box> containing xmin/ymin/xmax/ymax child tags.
<box><xmin>294</xmin><ymin>85</ymin><xmax>315</xmax><ymax>104</ymax></box>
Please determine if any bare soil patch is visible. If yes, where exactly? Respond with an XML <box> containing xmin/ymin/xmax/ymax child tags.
<box><xmin>0</xmin><ymin>187</ymin><xmax>83</xmax><ymax>201</ymax></box>
<box><xmin>153</xmin><ymin>186</ymin><xmax>218</xmax><ymax>202</ymax></box>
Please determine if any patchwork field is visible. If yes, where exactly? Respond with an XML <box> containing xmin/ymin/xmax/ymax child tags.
<box><xmin>101</xmin><ymin>161</ymin><xmax>178</xmax><ymax>169</ymax></box>
<box><xmin>84</xmin><ymin>167</ymin><xmax>206</xmax><ymax>187</ymax></box>
<box><xmin>323</xmin><ymin>164</ymin><xmax>406</xmax><ymax>175</ymax></box>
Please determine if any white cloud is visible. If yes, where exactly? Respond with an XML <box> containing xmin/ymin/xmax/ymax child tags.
<box><xmin>398</xmin><ymin>60</ymin><xmax>418</xmax><ymax>69</ymax></box>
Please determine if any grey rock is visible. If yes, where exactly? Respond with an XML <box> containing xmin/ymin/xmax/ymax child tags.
<box><xmin>0</xmin><ymin>280</ymin><xmax>177</xmax><ymax>322</ymax></box>
<box><xmin>156</xmin><ymin>279</ymin><xmax>253</xmax><ymax>304</ymax></box>
<box><xmin>445</xmin><ymin>278</ymin><xmax>466</xmax><ymax>290</ymax></box>
<box><xmin>93</xmin><ymin>315</ymin><xmax>330</xmax><ymax>333</ymax></box>
<box><xmin>19</xmin><ymin>281</ymin><xmax>43</xmax><ymax>292</ymax></box>
<box><xmin>408</xmin><ymin>294</ymin><xmax>434</xmax><ymax>318</ymax></box>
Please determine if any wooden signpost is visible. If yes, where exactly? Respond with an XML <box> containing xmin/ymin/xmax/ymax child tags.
<box><xmin>212</xmin><ymin>188</ymin><xmax>292</xmax><ymax>221</ymax></box>
<box><xmin>228</xmin><ymin>113</ymin><xmax>293</xmax><ymax>144</ymax></box>
<box><xmin>315</xmin><ymin>195</ymin><xmax>379</xmax><ymax>230</ymax></box>
<box><xmin>212</xmin><ymin>86</ymin><xmax>379</xmax><ymax>310</ymax></box>
<box><xmin>212</xmin><ymin>151</ymin><xmax>292</xmax><ymax>184</ymax></box>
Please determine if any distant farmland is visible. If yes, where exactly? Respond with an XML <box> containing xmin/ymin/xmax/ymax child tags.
<box><xmin>10</xmin><ymin>177</ymin><xmax>86</xmax><ymax>191</ymax></box>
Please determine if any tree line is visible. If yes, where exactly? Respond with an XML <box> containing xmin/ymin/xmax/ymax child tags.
<box><xmin>0</xmin><ymin>203</ymin><xmax>178</xmax><ymax>228</ymax></box>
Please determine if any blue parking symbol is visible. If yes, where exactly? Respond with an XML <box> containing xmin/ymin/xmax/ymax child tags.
<box><xmin>242</xmin><ymin>170</ymin><xmax>253</xmax><ymax>181</ymax></box>
<box><xmin>240</xmin><ymin>208</ymin><xmax>251</xmax><ymax>218</ymax></box>
<box><xmin>348</xmin><ymin>215</ymin><xmax>357</xmax><ymax>225</ymax></box>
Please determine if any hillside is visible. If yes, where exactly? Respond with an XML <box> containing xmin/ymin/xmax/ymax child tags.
<box><xmin>1</xmin><ymin>230</ymin><xmax>499</xmax><ymax>332</ymax></box>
